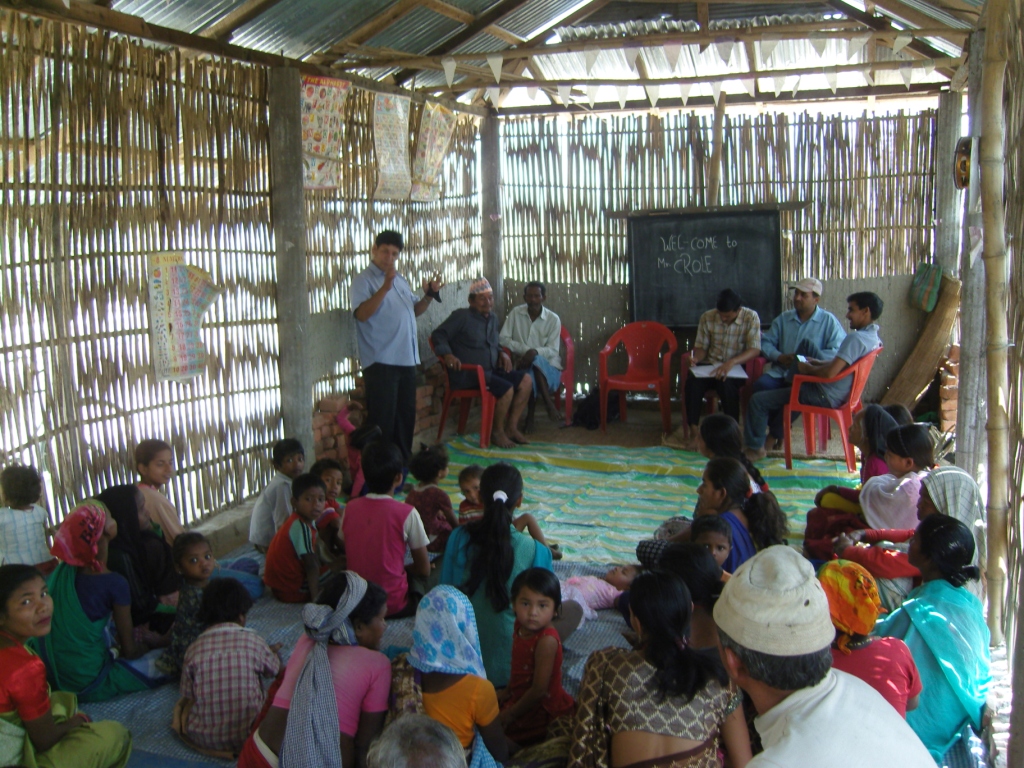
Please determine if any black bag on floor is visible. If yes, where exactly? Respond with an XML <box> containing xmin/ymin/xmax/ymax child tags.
<box><xmin>572</xmin><ymin>385</ymin><xmax>619</xmax><ymax>430</ymax></box>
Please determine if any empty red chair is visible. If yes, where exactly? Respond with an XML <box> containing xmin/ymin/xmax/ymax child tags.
<box><xmin>784</xmin><ymin>347</ymin><xmax>883</xmax><ymax>472</ymax></box>
<box><xmin>678</xmin><ymin>352</ymin><xmax>767</xmax><ymax>427</ymax></box>
<box><xmin>552</xmin><ymin>325</ymin><xmax>576</xmax><ymax>427</ymax></box>
<box><xmin>598</xmin><ymin>322</ymin><xmax>677</xmax><ymax>434</ymax></box>
<box><xmin>430</xmin><ymin>339</ymin><xmax>497</xmax><ymax>449</ymax></box>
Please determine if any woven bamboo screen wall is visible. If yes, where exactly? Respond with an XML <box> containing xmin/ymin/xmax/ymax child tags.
<box><xmin>306</xmin><ymin>91</ymin><xmax>481</xmax><ymax>397</ymax></box>
<box><xmin>502</xmin><ymin>110</ymin><xmax>936</xmax><ymax>285</ymax></box>
<box><xmin>1003</xmin><ymin>2</ymin><xmax>1024</xmax><ymax>652</ymax></box>
<box><xmin>0</xmin><ymin>12</ymin><xmax>279</xmax><ymax>525</ymax></box>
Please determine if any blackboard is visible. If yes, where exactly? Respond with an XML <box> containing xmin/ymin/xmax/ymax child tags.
<box><xmin>628</xmin><ymin>209</ymin><xmax>783</xmax><ymax>328</ymax></box>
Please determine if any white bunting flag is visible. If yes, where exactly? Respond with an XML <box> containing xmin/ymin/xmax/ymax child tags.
<box><xmin>623</xmin><ymin>45</ymin><xmax>640</xmax><ymax>72</ymax></box>
<box><xmin>791</xmin><ymin>76</ymin><xmax>802</xmax><ymax>97</ymax></box>
<box><xmin>809</xmin><ymin>33</ymin><xmax>828</xmax><ymax>57</ymax></box>
<box><xmin>557</xmin><ymin>84</ymin><xmax>572</xmax><ymax>104</ymax></box>
<box><xmin>741</xmin><ymin>77</ymin><xmax>756</xmax><ymax>97</ymax></box>
<box><xmin>485</xmin><ymin>86</ymin><xmax>500</xmax><ymax>103</ymax></box>
<box><xmin>847</xmin><ymin>32</ymin><xmax>872</xmax><ymax>59</ymax></box>
<box><xmin>441</xmin><ymin>57</ymin><xmax>457</xmax><ymax>87</ymax></box>
<box><xmin>663</xmin><ymin>42</ymin><xmax>682</xmax><ymax>72</ymax></box>
<box><xmin>487</xmin><ymin>54</ymin><xmax>503</xmax><ymax>83</ymax></box>
<box><xmin>900</xmin><ymin>63</ymin><xmax>914</xmax><ymax>88</ymax></box>
<box><xmin>892</xmin><ymin>33</ymin><xmax>913</xmax><ymax>54</ymax></box>
<box><xmin>584</xmin><ymin>45</ymin><xmax>600</xmax><ymax>74</ymax></box>
<box><xmin>862</xmin><ymin>68</ymin><xmax>875</xmax><ymax>86</ymax></box>
<box><xmin>715</xmin><ymin>40</ymin><xmax>734</xmax><ymax>66</ymax></box>
<box><xmin>679</xmin><ymin>82</ymin><xmax>691</xmax><ymax>106</ymax></box>
<box><xmin>773</xmin><ymin>76</ymin><xmax>785</xmax><ymax>97</ymax></box>
<box><xmin>527</xmin><ymin>85</ymin><xmax>538</xmax><ymax>100</ymax></box>
<box><xmin>824</xmin><ymin>68</ymin><xmax>838</xmax><ymax>93</ymax></box>
<box><xmin>759</xmin><ymin>34</ymin><xmax>780</xmax><ymax>63</ymax></box>
<box><xmin>617</xmin><ymin>85</ymin><xmax>629</xmax><ymax>109</ymax></box>
<box><xmin>587</xmin><ymin>85</ymin><xmax>598</xmax><ymax>107</ymax></box>
<box><xmin>711</xmin><ymin>81</ymin><xmax>723</xmax><ymax>104</ymax></box>
<box><xmin>645</xmin><ymin>84</ymin><xmax>660</xmax><ymax>107</ymax></box>
<box><xmin>922</xmin><ymin>59</ymin><xmax>935</xmax><ymax>75</ymax></box>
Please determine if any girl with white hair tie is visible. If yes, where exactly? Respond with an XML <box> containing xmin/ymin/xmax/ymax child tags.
<box><xmin>238</xmin><ymin>572</ymin><xmax>391</xmax><ymax>768</ymax></box>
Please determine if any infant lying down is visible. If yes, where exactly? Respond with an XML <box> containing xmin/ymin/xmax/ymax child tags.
<box><xmin>561</xmin><ymin>564</ymin><xmax>639</xmax><ymax>624</ymax></box>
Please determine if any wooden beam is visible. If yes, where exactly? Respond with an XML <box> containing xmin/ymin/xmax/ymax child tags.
<box><xmin>486</xmin><ymin>25</ymin><xmax>525</xmax><ymax>45</ymax></box>
<box><xmin>198</xmin><ymin>0</ymin><xmax>286</xmax><ymax>40</ymax></box>
<box><xmin>430</xmin><ymin>54</ymin><xmax>962</xmax><ymax>93</ymax></box>
<box><xmin>826</xmin><ymin>0</ymin><xmax>961</xmax><ymax>61</ymax></box>
<box><xmin>697</xmin><ymin>2</ymin><xmax>709</xmax><ymax>31</ymax></box>
<box><xmin>871</xmin><ymin>0</ymin><xmax>973</xmax><ymax>35</ymax></box>
<box><xmin>495</xmin><ymin>81</ymin><xmax>945</xmax><ymax>115</ymax></box>
<box><xmin>0</xmin><ymin>0</ymin><xmax>490</xmax><ymax>116</ymax></box>
<box><xmin>420</xmin><ymin>0</ymin><xmax>474</xmax><ymax>24</ymax></box>
<box><xmin>392</xmin><ymin>0</ymin><xmax>535</xmax><ymax>85</ymax></box>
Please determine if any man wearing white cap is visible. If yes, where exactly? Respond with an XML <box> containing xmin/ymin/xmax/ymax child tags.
<box><xmin>751</xmin><ymin>278</ymin><xmax>846</xmax><ymax>450</ymax></box>
<box><xmin>431</xmin><ymin>278</ymin><xmax>533</xmax><ymax>448</ymax></box>
<box><xmin>714</xmin><ymin>546</ymin><xmax>934</xmax><ymax>767</ymax></box>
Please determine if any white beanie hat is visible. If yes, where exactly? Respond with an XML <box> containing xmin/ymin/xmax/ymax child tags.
<box><xmin>713</xmin><ymin>545</ymin><xmax>835</xmax><ymax>656</ymax></box>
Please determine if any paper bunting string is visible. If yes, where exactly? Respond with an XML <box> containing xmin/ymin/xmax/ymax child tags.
<box><xmin>441</xmin><ymin>57</ymin><xmax>456</xmax><ymax>87</ymax></box>
<box><xmin>824</xmin><ymin>68</ymin><xmax>838</xmax><ymax>93</ymax></box>
<box><xmin>809</xmin><ymin>33</ymin><xmax>828</xmax><ymax>57</ymax></box>
<box><xmin>711</xmin><ymin>81</ymin><xmax>723</xmax><ymax>104</ymax></box>
<box><xmin>584</xmin><ymin>45</ymin><xmax>600</xmax><ymax>74</ymax></box>
<box><xmin>645</xmin><ymin>84</ymin><xmax>660</xmax><ymax>107</ymax></box>
<box><xmin>587</xmin><ymin>85</ymin><xmax>598</xmax><ymax>107</ymax></box>
<box><xmin>486</xmin><ymin>54</ymin><xmax>503</xmax><ymax>83</ymax></box>
<box><xmin>663</xmin><ymin>42</ymin><xmax>682</xmax><ymax>72</ymax></box>
<box><xmin>892</xmin><ymin>33</ymin><xmax>913</xmax><ymax>54</ymax></box>
<box><xmin>900</xmin><ymin>63</ymin><xmax>914</xmax><ymax>88</ymax></box>
<box><xmin>715</xmin><ymin>40</ymin><xmax>734</xmax><ymax>66</ymax></box>
<box><xmin>922</xmin><ymin>59</ymin><xmax>935</xmax><ymax>75</ymax></box>
<box><xmin>486</xmin><ymin>86</ymin><xmax>500</xmax><ymax>103</ymax></box>
<box><xmin>679</xmin><ymin>82</ymin><xmax>691</xmax><ymax>106</ymax></box>
<box><xmin>773</xmin><ymin>76</ymin><xmax>785</xmax><ymax>97</ymax></box>
<box><xmin>527</xmin><ymin>86</ymin><xmax>538</xmax><ymax>100</ymax></box>
<box><xmin>759</xmin><ymin>34</ymin><xmax>779</xmax><ymax>63</ymax></box>
<box><xmin>862</xmin><ymin>68</ymin><xmax>875</xmax><ymax>86</ymax></box>
<box><xmin>617</xmin><ymin>85</ymin><xmax>629</xmax><ymax>109</ymax></box>
<box><xmin>741</xmin><ymin>77</ymin><xmax>756</xmax><ymax>97</ymax></box>
<box><xmin>623</xmin><ymin>45</ymin><xmax>640</xmax><ymax>72</ymax></box>
<box><xmin>557</xmin><ymin>84</ymin><xmax>572</xmax><ymax>104</ymax></box>
<box><xmin>847</xmin><ymin>33</ymin><xmax>872</xmax><ymax>59</ymax></box>
<box><xmin>791</xmin><ymin>76</ymin><xmax>802</xmax><ymax>97</ymax></box>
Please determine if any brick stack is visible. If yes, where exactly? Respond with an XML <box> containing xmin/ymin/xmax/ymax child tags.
<box><xmin>312</xmin><ymin>392</ymin><xmax>358</xmax><ymax>465</ymax></box>
<box><xmin>939</xmin><ymin>344</ymin><xmax>959</xmax><ymax>434</ymax></box>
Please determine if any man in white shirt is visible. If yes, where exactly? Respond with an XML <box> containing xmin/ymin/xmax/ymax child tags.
<box><xmin>713</xmin><ymin>546</ymin><xmax>936</xmax><ymax>768</ymax></box>
<box><xmin>499</xmin><ymin>282</ymin><xmax>563</xmax><ymax>427</ymax></box>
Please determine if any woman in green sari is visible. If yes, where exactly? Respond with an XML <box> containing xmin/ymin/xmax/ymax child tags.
<box><xmin>32</xmin><ymin>501</ymin><xmax>157</xmax><ymax>702</ymax></box>
<box><xmin>0</xmin><ymin>563</ymin><xmax>131</xmax><ymax>768</ymax></box>
<box><xmin>874</xmin><ymin>514</ymin><xmax>990</xmax><ymax>764</ymax></box>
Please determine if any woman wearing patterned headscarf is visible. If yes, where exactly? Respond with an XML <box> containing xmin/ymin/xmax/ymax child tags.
<box><xmin>238</xmin><ymin>572</ymin><xmax>390</xmax><ymax>768</ymax></box>
<box><xmin>917</xmin><ymin>466</ymin><xmax>986</xmax><ymax>598</ymax></box>
<box><xmin>817</xmin><ymin>560</ymin><xmax>921</xmax><ymax>717</ymax></box>
<box><xmin>32</xmin><ymin>502</ymin><xmax>153</xmax><ymax>702</ymax></box>
<box><xmin>388</xmin><ymin>585</ymin><xmax>508</xmax><ymax>768</ymax></box>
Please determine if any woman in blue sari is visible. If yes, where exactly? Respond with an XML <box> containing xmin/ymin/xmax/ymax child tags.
<box><xmin>874</xmin><ymin>514</ymin><xmax>989</xmax><ymax>763</ymax></box>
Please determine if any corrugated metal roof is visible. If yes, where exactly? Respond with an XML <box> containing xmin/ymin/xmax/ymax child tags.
<box><xmin>889</xmin><ymin>0</ymin><xmax>974</xmax><ymax>28</ymax></box>
<box><xmin>363</xmin><ymin>6</ymin><xmax>463</xmax><ymax>54</ymax></box>
<box><xmin>112</xmin><ymin>0</ymin><xmax>241</xmax><ymax>34</ymax></box>
<box><xmin>499</xmin><ymin>0</ymin><xmax>593</xmax><ymax>39</ymax></box>
<box><xmin>230</xmin><ymin>0</ymin><xmax>391</xmax><ymax>58</ymax></box>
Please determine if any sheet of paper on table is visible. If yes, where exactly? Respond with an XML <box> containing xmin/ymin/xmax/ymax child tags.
<box><xmin>689</xmin><ymin>364</ymin><xmax>749</xmax><ymax>380</ymax></box>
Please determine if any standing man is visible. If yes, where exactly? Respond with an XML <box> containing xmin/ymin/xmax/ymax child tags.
<box><xmin>499</xmin><ymin>281</ymin><xmax>563</xmax><ymax>427</ymax></box>
<box><xmin>431</xmin><ymin>278</ymin><xmax>533</xmax><ymax>449</ymax></box>
<box><xmin>681</xmin><ymin>288</ymin><xmax>761</xmax><ymax>446</ymax></box>
<box><xmin>350</xmin><ymin>230</ymin><xmax>443</xmax><ymax>462</ymax></box>
<box><xmin>744</xmin><ymin>291</ymin><xmax>883</xmax><ymax>461</ymax></box>
<box><xmin>753</xmin><ymin>278</ymin><xmax>846</xmax><ymax>449</ymax></box>
<box><xmin>713</xmin><ymin>546</ymin><xmax>935</xmax><ymax>767</ymax></box>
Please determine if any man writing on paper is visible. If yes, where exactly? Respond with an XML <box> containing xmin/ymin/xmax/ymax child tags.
<box><xmin>680</xmin><ymin>288</ymin><xmax>761</xmax><ymax>448</ymax></box>
<box><xmin>751</xmin><ymin>277</ymin><xmax>846</xmax><ymax>450</ymax></box>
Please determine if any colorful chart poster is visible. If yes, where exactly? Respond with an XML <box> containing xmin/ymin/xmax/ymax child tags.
<box><xmin>147</xmin><ymin>252</ymin><xmax>223</xmax><ymax>382</ymax></box>
<box><xmin>301</xmin><ymin>75</ymin><xmax>352</xmax><ymax>189</ymax></box>
<box><xmin>411</xmin><ymin>102</ymin><xmax>457</xmax><ymax>201</ymax></box>
<box><xmin>373</xmin><ymin>92</ymin><xmax>413</xmax><ymax>200</ymax></box>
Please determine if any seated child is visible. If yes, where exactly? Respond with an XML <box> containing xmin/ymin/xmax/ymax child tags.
<box><xmin>812</xmin><ymin>406</ymin><xmax>898</xmax><ymax>518</ymax></box>
<box><xmin>135</xmin><ymin>439</ymin><xmax>184</xmax><ymax>545</ymax></box>
<box><xmin>0</xmin><ymin>465</ymin><xmax>56</xmax><ymax>575</ymax></box>
<box><xmin>805</xmin><ymin>424</ymin><xmax>933</xmax><ymax>561</ymax></box>
<box><xmin>248</xmin><ymin>438</ymin><xmax>305</xmax><ymax>551</ymax></box>
<box><xmin>0</xmin><ymin>564</ymin><xmax>132</xmax><ymax>767</ymax></box>
<box><xmin>457</xmin><ymin>465</ymin><xmax>484</xmax><ymax>525</ymax></box>
<box><xmin>817</xmin><ymin>561</ymin><xmax>921</xmax><ymax>718</ymax></box>
<box><xmin>309</xmin><ymin>458</ymin><xmax>346</xmax><ymax>563</ymax></box>
<box><xmin>176</xmin><ymin>578</ymin><xmax>281</xmax><ymax>756</ymax></box>
<box><xmin>263</xmin><ymin>474</ymin><xmax>325</xmax><ymax>603</ymax></box>
<box><xmin>334</xmin><ymin>403</ymin><xmax>380</xmax><ymax>498</ymax></box>
<box><xmin>689</xmin><ymin>514</ymin><xmax>733</xmax><ymax>574</ymax></box>
<box><xmin>499</xmin><ymin>568</ymin><xmax>575</xmax><ymax>745</ymax></box>
<box><xmin>158</xmin><ymin>533</ymin><xmax>215</xmax><ymax>676</ymax></box>
<box><xmin>405</xmin><ymin>444</ymin><xmax>457</xmax><ymax>553</ymax></box>
<box><xmin>341</xmin><ymin>441</ymin><xmax>430</xmax><ymax>618</ymax></box>
<box><xmin>561</xmin><ymin>564</ymin><xmax>639</xmax><ymax>622</ymax></box>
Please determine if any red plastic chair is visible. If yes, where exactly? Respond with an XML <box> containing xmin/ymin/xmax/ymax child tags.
<box><xmin>598</xmin><ymin>322</ymin><xmax>677</xmax><ymax>434</ymax></box>
<box><xmin>678</xmin><ymin>352</ymin><xmax>766</xmax><ymax>426</ymax></box>
<box><xmin>783</xmin><ymin>347</ymin><xmax>883</xmax><ymax>472</ymax></box>
<box><xmin>430</xmin><ymin>339</ymin><xmax>497</xmax><ymax>449</ymax></box>
<box><xmin>552</xmin><ymin>326</ymin><xmax>575</xmax><ymax>427</ymax></box>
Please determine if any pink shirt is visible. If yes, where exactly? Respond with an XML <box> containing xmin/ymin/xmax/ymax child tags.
<box><xmin>563</xmin><ymin>576</ymin><xmax>622</xmax><ymax>611</ymax></box>
<box><xmin>273</xmin><ymin>637</ymin><xmax>391</xmax><ymax>736</ymax></box>
<box><xmin>342</xmin><ymin>495</ymin><xmax>428</xmax><ymax>615</ymax></box>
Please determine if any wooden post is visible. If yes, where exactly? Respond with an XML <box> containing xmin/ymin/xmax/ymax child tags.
<box><xmin>934</xmin><ymin>91</ymin><xmax>962</xmax><ymax>275</ymax></box>
<box><xmin>269</xmin><ymin>67</ymin><xmax>315</xmax><ymax>458</ymax></box>
<box><xmin>481</xmin><ymin>113</ymin><xmax>505</xmax><ymax>318</ymax></box>
<box><xmin>980</xmin><ymin>0</ymin><xmax>1008</xmax><ymax>646</ymax></box>
<box><xmin>956</xmin><ymin>31</ymin><xmax>988</xmax><ymax>496</ymax></box>
<box><xmin>707</xmin><ymin>93</ymin><xmax>727</xmax><ymax>205</ymax></box>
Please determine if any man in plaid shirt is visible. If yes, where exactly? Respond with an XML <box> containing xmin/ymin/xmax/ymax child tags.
<box><xmin>681</xmin><ymin>288</ymin><xmax>761</xmax><ymax>447</ymax></box>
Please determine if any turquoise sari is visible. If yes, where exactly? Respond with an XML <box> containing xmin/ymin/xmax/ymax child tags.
<box><xmin>874</xmin><ymin>579</ymin><xmax>990</xmax><ymax>764</ymax></box>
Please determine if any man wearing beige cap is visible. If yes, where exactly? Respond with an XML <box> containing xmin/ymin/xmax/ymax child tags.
<box><xmin>750</xmin><ymin>278</ymin><xmax>845</xmax><ymax>450</ymax></box>
<box><xmin>714</xmin><ymin>546</ymin><xmax>934</xmax><ymax>767</ymax></box>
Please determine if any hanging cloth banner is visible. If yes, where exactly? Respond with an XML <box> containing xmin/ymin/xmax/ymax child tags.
<box><xmin>147</xmin><ymin>252</ymin><xmax>223</xmax><ymax>383</ymax></box>
<box><xmin>300</xmin><ymin>75</ymin><xmax>352</xmax><ymax>189</ymax></box>
<box><xmin>411</xmin><ymin>102</ymin><xmax>457</xmax><ymax>201</ymax></box>
<box><xmin>373</xmin><ymin>92</ymin><xmax>413</xmax><ymax>200</ymax></box>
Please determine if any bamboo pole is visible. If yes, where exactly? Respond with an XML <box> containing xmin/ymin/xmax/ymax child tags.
<box><xmin>707</xmin><ymin>94</ymin><xmax>727</xmax><ymax>205</ymax></box>
<box><xmin>980</xmin><ymin>0</ymin><xmax>1009</xmax><ymax>647</ymax></box>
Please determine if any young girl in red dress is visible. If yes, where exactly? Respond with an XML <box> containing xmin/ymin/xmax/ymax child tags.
<box><xmin>499</xmin><ymin>567</ymin><xmax>575</xmax><ymax>745</ymax></box>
